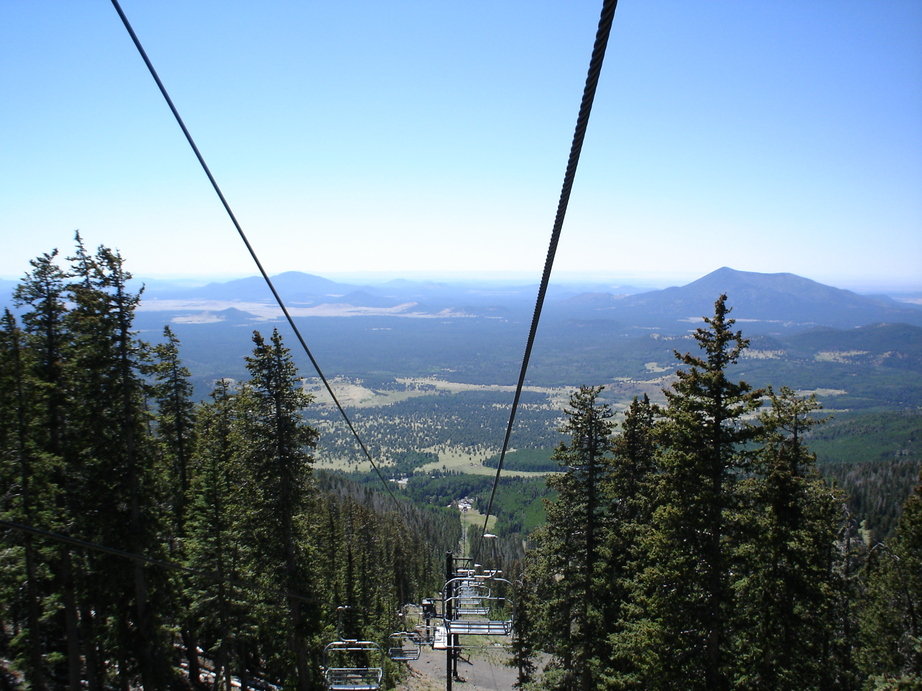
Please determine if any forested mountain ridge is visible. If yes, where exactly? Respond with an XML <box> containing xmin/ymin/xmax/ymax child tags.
<box><xmin>86</xmin><ymin>267</ymin><xmax>919</xmax><ymax>412</ymax></box>
<box><xmin>7</xmin><ymin>266</ymin><xmax>921</xmax><ymax>407</ymax></box>
<box><xmin>5</xmin><ymin>266</ymin><xmax>922</xmax><ymax>334</ymax></box>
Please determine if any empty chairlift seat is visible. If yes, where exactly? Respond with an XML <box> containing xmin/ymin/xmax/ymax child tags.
<box><xmin>322</xmin><ymin>640</ymin><xmax>384</xmax><ymax>691</ymax></box>
<box><xmin>455</xmin><ymin>582</ymin><xmax>492</xmax><ymax>616</ymax></box>
<box><xmin>387</xmin><ymin>631</ymin><xmax>422</xmax><ymax>661</ymax></box>
<box><xmin>442</xmin><ymin>574</ymin><xmax>514</xmax><ymax>636</ymax></box>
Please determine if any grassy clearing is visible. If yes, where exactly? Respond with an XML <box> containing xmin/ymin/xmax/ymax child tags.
<box><xmin>304</xmin><ymin>378</ymin><xmax>433</xmax><ymax>408</ymax></box>
<box><xmin>417</xmin><ymin>447</ymin><xmax>550</xmax><ymax>478</ymax></box>
<box><xmin>396</xmin><ymin>377</ymin><xmax>574</xmax><ymax>407</ymax></box>
<box><xmin>313</xmin><ymin>456</ymin><xmax>374</xmax><ymax>472</ymax></box>
<box><xmin>315</xmin><ymin>445</ymin><xmax>552</xmax><ymax>478</ymax></box>
<box><xmin>460</xmin><ymin>508</ymin><xmax>496</xmax><ymax>557</ymax></box>
<box><xmin>461</xmin><ymin>507</ymin><xmax>496</xmax><ymax>533</ymax></box>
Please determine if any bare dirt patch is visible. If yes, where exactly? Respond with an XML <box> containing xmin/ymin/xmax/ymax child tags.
<box><xmin>401</xmin><ymin>641</ymin><xmax>520</xmax><ymax>691</ymax></box>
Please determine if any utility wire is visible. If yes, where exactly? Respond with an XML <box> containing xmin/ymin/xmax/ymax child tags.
<box><xmin>109</xmin><ymin>0</ymin><xmax>400</xmax><ymax>510</ymax></box>
<box><xmin>0</xmin><ymin>519</ymin><xmax>314</xmax><ymax>605</ymax></box>
<box><xmin>476</xmin><ymin>0</ymin><xmax>620</xmax><ymax>560</ymax></box>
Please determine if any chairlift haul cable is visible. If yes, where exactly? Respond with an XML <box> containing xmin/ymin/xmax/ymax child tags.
<box><xmin>108</xmin><ymin>0</ymin><xmax>400</xmax><ymax>510</ymax></box>
<box><xmin>108</xmin><ymin>0</ymin><xmax>618</xmax><ymax>557</ymax></box>
<box><xmin>476</xmin><ymin>0</ymin><xmax>620</xmax><ymax>560</ymax></box>
<box><xmin>9</xmin><ymin>5</ymin><xmax>621</xmax><ymax>685</ymax></box>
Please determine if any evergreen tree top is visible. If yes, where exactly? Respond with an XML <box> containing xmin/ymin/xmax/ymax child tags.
<box><xmin>674</xmin><ymin>293</ymin><xmax>749</xmax><ymax>373</ymax></box>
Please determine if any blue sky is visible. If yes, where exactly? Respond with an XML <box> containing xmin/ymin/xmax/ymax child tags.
<box><xmin>2</xmin><ymin>1</ymin><xmax>920</xmax><ymax>291</ymax></box>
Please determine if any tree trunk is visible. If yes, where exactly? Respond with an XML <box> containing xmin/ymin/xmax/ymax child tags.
<box><xmin>60</xmin><ymin>551</ymin><xmax>83</xmax><ymax>689</ymax></box>
<box><xmin>80</xmin><ymin>600</ymin><xmax>101</xmax><ymax>691</ymax></box>
<box><xmin>22</xmin><ymin>536</ymin><xmax>45</xmax><ymax>690</ymax></box>
<box><xmin>183</xmin><ymin>629</ymin><xmax>201</xmax><ymax>687</ymax></box>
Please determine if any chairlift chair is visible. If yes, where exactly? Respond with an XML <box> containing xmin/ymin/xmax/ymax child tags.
<box><xmin>455</xmin><ymin>582</ymin><xmax>492</xmax><ymax>616</ymax></box>
<box><xmin>322</xmin><ymin>639</ymin><xmax>384</xmax><ymax>691</ymax></box>
<box><xmin>442</xmin><ymin>574</ymin><xmax>514</xmax><ymax>636</ymax></box>
<box><xmin>387</xmin><ymin>631</ymin><xmax>422</xmax><ymax>661</ymax></box>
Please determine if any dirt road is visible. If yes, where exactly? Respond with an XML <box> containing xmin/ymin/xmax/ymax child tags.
<box><xmin>397</xmin><ymin>642</ymin><xmax>520</xmax><ymax>690</ymax></box>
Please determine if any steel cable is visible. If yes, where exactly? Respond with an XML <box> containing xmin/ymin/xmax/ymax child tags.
<box><xmin>476</xmin><ymin>0</ymin><xmax>620</xmax><ymax>560</ymax></box>
<box><xmin>109</xmin><ymin>0</ymin><xmax>400</xmax><ymax>510</ymax></box>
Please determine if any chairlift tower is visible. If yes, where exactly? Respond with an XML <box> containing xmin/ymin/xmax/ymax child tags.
<box><xmin>442</xmin><ymin>552</ymin><xmax>514</xmax><ymax>690</ymax></box>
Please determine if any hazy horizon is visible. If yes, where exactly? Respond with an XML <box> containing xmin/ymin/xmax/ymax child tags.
<box><xmin>2</xmin><ymin>3</ymin><xmax>920</xmax><ymax>292</ymax></box>
<box><xmin>4</xmin><ymin>266</ymin><xmax>919</xmax><ymax>297</ymax></box>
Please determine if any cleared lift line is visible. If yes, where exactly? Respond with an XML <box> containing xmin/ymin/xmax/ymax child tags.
<box><xmin>3</xmin><ymin>4</ymin><xmax>621</xmax><ymax>689</ymax></box>
<box><xmin>110</xmin><ymin>0</ymin><xmax>619</xmax><ymax>573</ymax></box>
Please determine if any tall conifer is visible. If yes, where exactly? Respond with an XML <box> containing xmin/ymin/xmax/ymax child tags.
<box><xmin>530</xmin><ymin>386</ymin><xmax>615</xmax><ymax>690</ymax></box>
<box><xmin>626</xmin><ymin>295</ymin><xmax>762</xmax><ymax>690</ymax></box>
<box><xmin>859</xmin><ymin>469</ymin><xmax>922</xmax><ymax>685</ymax></box>
<box><xmin>242</xmin><ymin>328</ymin><xmax>319</xmax><ymax>690</ymax></box>
<box><xmin>13</xmin><ymin>250</ymin><xmax>81</xmax><ymax>685</ymax></box>
<box><xmin>186</xmin><ymin>379</ymin><xmax>255</xmax><ymax>689</ymax></box>
<box><xmin>152</xmin><ymin>325</ymin><xmax>201</xmax><ymax>683</ymax></box>
<box><xmin>0</xmin><ymin>310</ymin><xmax>48</xmax><ymax>687</ymax></box>
<box><xmin>604</xmin><ymin>394</ymin><xmax>659</xmax><ymax>688</ymax></box>
<box><xmin>510</xmin><ymin>572</ymin><xmax>538</xmax><ymax>689</ymax></box>
<box><xmin>152</xmin><ymin>325</ymin><xmax>196</xmax><ymax>542</ymax></box>
<box><xmin>732</xmin><ymin>387</ymin><xmax>845</xmax><ymax>688</ymax></box>
<box><xmin>65</xmin><ymin>236</ymin><xmax>172</xmax><ymax>687</ymax></box>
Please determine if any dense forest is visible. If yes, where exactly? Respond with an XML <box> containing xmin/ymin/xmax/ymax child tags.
<box><xmin>515</xmin><ymin>297</ymin><xmax>922</xmax><ymax>690</ymax></box>
<box><xmin>304</xmin><ymin>390</ymin><xmax>563</xmax><ymax>465</ymax></box>
<box><xmin>1</xmin><ymin>241</ymin><xmax>920</xmax><ymax>689</ymax></box>
<box><xmin>0</xmin><ymin>239</ymin><xmax>457</xmax><ymax>689</ymax></box>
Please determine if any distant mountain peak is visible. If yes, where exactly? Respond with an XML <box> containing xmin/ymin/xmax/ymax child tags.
<box><xmin>694</xmin><ymin>266</ymin><xmax>815</xmax><ymax>288</ymax></box>
<box><xmin>684</xmin><ymin>267</ymin><xmax>871</xmax><ymax>303</ymax></box>
<box><xmin>554</xmin><ymin>268</ymin><xmax>922</xmax><ymax>331</ymax></box>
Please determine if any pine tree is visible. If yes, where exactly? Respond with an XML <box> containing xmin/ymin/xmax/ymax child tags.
<box><xmin>152</xmin><ymin>325</ymin><xmax>196</xmax><ymax>544</ymax></box>
<box><xmin>13</xmin><ymin>249</ymin><xmax>81</xmax><ymax>686</ymax></box>
<box><xmin>530</xmin><ymin>385</ymin><xmax>615</xmax><ymax>690</ymax></box>
<box><xmin>186</xmin><ymin>378</ymin><xmax>256</xmax><ymax>689</ymax></box>
<box><xmin>151</xmin><ymin>325</ymin><xmax>201</xmax><ymax>683</ymax></box>
<box><xmin>13</xmin><ymin>251</ymin><xmax>69</xmax><ymax>459</ymax></box>
<box><xmin>64</xmin><ymin>236</ymin><xmax>172</xmax><ymax>687</ymax></box>
<box><xmin>859</xmin><ymin>468</ymin><xmax>922</xmax><ymax>686</ymax></box>
<box><xmin>0</xmin><ymin>309</ymin><xmax>48</xmax><ymax>687</ymax></box>
<box><xmin>603</xmin><ymin>394</ymin><xmax>659</xmax><ymax>689</ymax></box>
<box><xmin>732</xmin><ymin>386</ymin><xmax>845</xmax><ymax>689</ymax></box>
<box><xmin>626</xmin><ymin>294</ymin><xmax>762</xmax><ymax>690</ymax></box>
<box><xmin>241</xmin><ymin>328</ymin><xmax>319</xmax><ymax>690</ymax></box>
<box><xmin>829</xmin><ymin>508</ymin><xmax>868</xmax><ymax>691</ymax></box>
<box><xmin>510</xmin><ymin>572</ymin><xmax>537</xmax><ymax>689</ymax></box>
